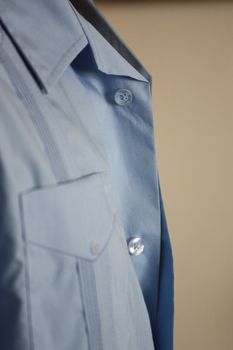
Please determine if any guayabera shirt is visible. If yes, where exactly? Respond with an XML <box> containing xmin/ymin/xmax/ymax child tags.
<box><xmin>0</xmin><ymin>0</ymin><xmax>174</xmax><ymax>349</ymax></box>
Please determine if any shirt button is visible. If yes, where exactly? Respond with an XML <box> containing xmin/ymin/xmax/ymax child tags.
<box><xmin>114</xmin><ymin>88</ymin><xmax>133</xmax><ymax>105</ymax></box>
<box><xmin>128</xmin><ymin>237</ymin><xmax>144</xmax><ymax>256</ymax></box>
<box><xmin>90</xmin><ymin>240</ymin><xmax>101</xmax><ymax>256</ymax></box>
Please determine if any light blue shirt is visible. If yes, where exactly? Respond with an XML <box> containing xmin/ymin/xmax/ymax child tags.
<box><xmin>0</xmin><ymin>1</ymin><xmax>174</xmax><ymax>349</ymax></box>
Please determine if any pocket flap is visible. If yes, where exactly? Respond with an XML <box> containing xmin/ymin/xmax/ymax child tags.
<box><xmin>20</xmin><ymin>172</ymin><xmax>117</xmax><ymax>261</ymax></box>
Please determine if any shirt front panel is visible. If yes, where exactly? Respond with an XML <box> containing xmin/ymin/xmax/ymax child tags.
<box><xmin>0</xmin><ymin>0</ymin><xmax>174</xmax><ymax>349</ymax></box>
<box><xmin>64</xmin><ymin>43</ymin><xmax>161</xmax><ymax>336</ymax></box>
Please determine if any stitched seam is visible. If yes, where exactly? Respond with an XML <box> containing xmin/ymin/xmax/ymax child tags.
<box><xmin>0</xmin><ymin>24</ymin><xmax>3</xmax><ymax>47</ymax></box>
<box><xmin>75</xmin><ymin>261</ymin><xmax>91</xmax><ymax>350</ymax></box>
<box><xmin>78</xmin><ymin>259</ymin><xmax>104</xmax><ymax>350</ymax></box>
<box><xmin>0</xmin><ymin>46</ymin><xmax>68</xmax><ymax>182</ymax></box>
<box><xmin>44</xmin><ymin>33</ymin><xmax>88</xmax><ymax>88</ymax></box>
<box><xmin>18</xmin><ymin>196</ymin><xmax>35</xmax><ymax>350</ymax></box>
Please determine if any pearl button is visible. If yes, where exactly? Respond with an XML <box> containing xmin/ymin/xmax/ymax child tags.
<box><xmin>114</xmin><ymin>88</ymin><xmax>133</xmax><ymax>105</ymax></box>
<box><xmin>128</xmin><ymin>237</ymin><xmax>144</xmax><ymax>256</ymax></box>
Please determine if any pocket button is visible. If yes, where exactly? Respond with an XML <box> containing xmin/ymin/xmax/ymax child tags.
<box><xmin>90</xmin><ymin>240</ymin><xmax>101</xmax><ymax>256</ymax></box>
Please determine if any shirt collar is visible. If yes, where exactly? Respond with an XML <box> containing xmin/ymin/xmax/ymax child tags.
<box><xmin>0</xmin><ymin>0</ymin><xmax>150</xmax><ymax>94</ymax></box>
<box><xmin>72</xmin><ymin>6</ymin><xmax>149</xmax><ymax>83</ymax></box>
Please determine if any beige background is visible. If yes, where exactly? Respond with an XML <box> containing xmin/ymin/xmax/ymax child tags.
<box><xmin>96</xmin><ymin>1</ymin><xmax>233</xmax><ymax>349</ymax></box>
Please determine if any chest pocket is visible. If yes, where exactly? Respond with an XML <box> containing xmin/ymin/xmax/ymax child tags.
<box><xmin>20</xmin><ymin>171</ymin><xmax>116</xmax><ymax>261</ymax></box>
<box><xmin>19</xmin><ymin>170</ymin><xmax>118</xmax><ymax>350</ymax></box>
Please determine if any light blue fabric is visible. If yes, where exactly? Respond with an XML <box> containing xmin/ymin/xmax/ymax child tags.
<box><xmin>0</xmin><ymin>0</ymin><xmax>174</xmax><ymax>349</ymax></box>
